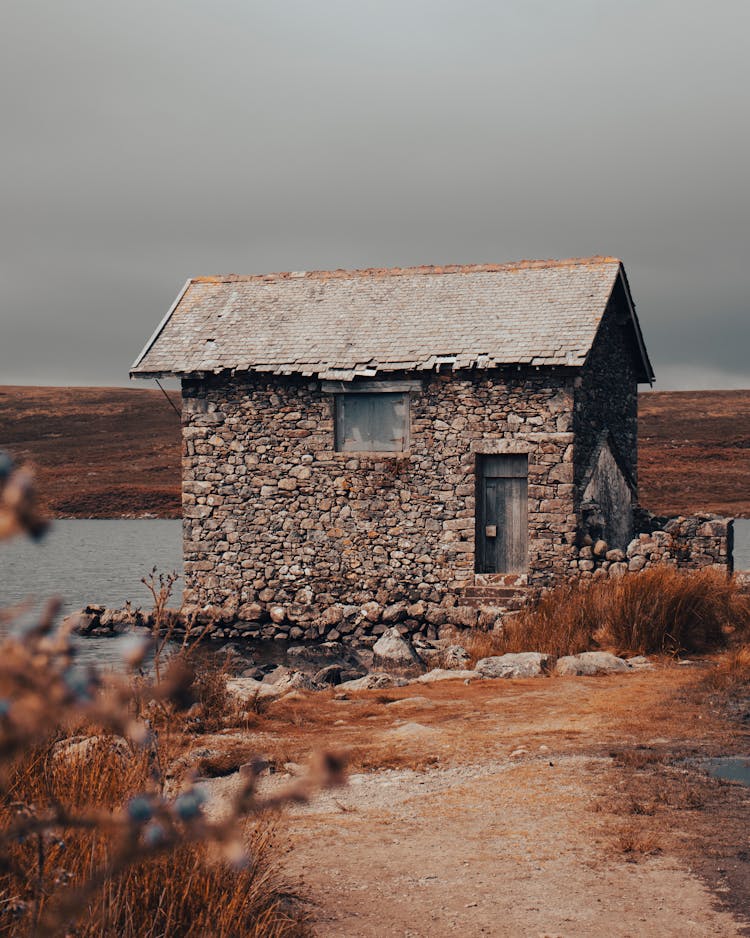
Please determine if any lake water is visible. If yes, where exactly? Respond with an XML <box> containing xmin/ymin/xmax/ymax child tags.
<box><xmin>0</xmin><ymin>520</ymin><xmax>183</xmax><ymax>667</ymax></box>
<box><xmin>703</xmin><ymin>756</ymin><xmax>750</xmax><ymax>786</ymax></box>
<box><xmin>732</xmin><ymin>519</ymin><xmax>750</xmax><ymax>572</ymax></box>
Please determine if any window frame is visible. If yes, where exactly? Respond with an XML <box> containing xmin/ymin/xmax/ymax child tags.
<box><xmin>321</xmin><ymin>380</ymin><xmax>419</xmax><ymax>455</ymax></box>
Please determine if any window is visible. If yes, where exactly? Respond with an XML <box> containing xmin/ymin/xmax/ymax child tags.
<box><xmin>334</xmin><ymin>392</ymin><xmax>409</xmax><ymax>452</ymax></box>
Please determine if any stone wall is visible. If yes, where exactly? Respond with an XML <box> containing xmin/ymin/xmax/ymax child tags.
<box><xmin>570</xmin><ymin>513</ymin><xmax>733</xmax><ymax>580</ymax></box>
<box><xmin>180</xmin><ymin>369</ymin><xmax>579</xmax><ymax>632</ymax></box>
<box><xmin>573</xmin><ymin>282</ymin><xmax>640</xmax><ymax>491</ymax></box>
<box><xmin>573</xmin><ymin>283</ymin><xmax>640</xmax><ymax>548</ymax></box>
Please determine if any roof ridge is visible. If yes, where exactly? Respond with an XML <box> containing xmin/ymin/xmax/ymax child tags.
<box><xmin>191</xmin><ymin>255</ymin><xmax>622</xmax><ymax>285</ymax></box>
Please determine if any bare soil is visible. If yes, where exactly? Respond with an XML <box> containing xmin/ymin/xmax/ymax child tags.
<box><xmin>201</xmin><ymin>663</ymin><xmax>750</xmax><ymax>936</ymax></box>
<box><xmin>1</xmin><ymin>386</ymin><xmax>750</xmax><ymax>518</ymax></box>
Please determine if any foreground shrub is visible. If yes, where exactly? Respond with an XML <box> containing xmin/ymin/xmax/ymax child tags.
<box><xmin>0</xmin><ymin>740</ymin><xmax>307</xmax><ymax>937</ymax></box>
<box><xmin>462</xmin><ymin>566</ymin><xmax>749</xmax><ymax>661</ymax></box>
<box><xmin>0</xmin><ymin>452</ymin><xmax>339</xmax><ymax>937</ymax></box>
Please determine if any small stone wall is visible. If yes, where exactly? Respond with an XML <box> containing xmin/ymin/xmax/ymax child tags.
<box><xmin>570</xmin><ymin>512</ymin><xmax>733</xmax><ymax>580</ymax></box>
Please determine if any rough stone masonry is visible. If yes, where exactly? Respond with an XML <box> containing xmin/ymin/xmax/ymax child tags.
<box><xmin>131</xmin><ymin>258</ymin><xmax>657</xmax><ymax>639</ymax></box>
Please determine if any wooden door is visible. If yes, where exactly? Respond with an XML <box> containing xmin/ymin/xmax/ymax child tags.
<box><xmin>476</xmin><ymin>454</ymin><xmax>528</xmax><ymax>574</ymax></box>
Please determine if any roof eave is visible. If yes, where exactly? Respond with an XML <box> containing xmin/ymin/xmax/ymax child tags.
<box><xmin>616</xmin><ymin>265</ymin><xmax>655</xmax><ymax>385</ymax></box>
<box><xmin>129</xmin><ymin>278</ymin><xmax>193</xmax><ymax>378</ymax></box>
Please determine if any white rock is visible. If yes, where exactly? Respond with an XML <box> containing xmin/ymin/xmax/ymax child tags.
<box><xmin>475</xmin><ymin>652</ymin><xmax>550</xmax><ymax>679</ymax></box>
<box><xmin>412</xmin><ymin>668</ymin><xmax>479</xmax><ymax>683</ymax></box>
<box><xmin>626</xmin><ymin>655</ymin><xmax>655</xmax><ymax>670</ymax></box>
<box><xmin>337</xmin><ymin>672</ymin><xmax>408</xmax><ymax>691</ymax></box>
<box><xmin>443</xmin><ymin>644</ymin><xmax>471</xmax><ymax>669</ymax></box>
<box><xmin>554</xmin><ymin>652</ymin><xmax>631</xmax><ymax>676</ymax></box>
<box><xmin>385</xmin><ymin>722</ymin><xmax>440</xmax><ymax>739</ymax></box>
<box><xmin>226</xmin><ymin>671</ymin><xmax>313</xmax><ymax>704</ymax></box>
<box><xmin>372</xmin><ymin>627</ymin><xmax>423</xmax><ymax>672</ymax></box>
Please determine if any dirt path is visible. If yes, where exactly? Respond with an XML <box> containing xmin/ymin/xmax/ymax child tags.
<box><xmin>234</xmin><ymin>666</ymin><xmax>750</xmax><ymax>936</ymax></box>
<box><xmin>284</xmin><ymin>754</ymin><xmax>740</xmax><ymax>937</ymax></box>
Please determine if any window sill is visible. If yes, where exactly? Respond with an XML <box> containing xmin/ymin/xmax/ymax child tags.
<box><xmin>326</xmin><ymin>450</ymin><xmax>411</xmax><ymax>460</ymax></box>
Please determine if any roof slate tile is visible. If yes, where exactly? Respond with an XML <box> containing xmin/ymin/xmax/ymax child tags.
<box><xmin>131</xmin><ymin>256</ymin><xmax>633</xmax><ymax>379</ymax></box>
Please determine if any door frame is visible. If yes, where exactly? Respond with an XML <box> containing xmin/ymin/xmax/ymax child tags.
<box><xmin>475</xmin><ymin>453</ymin><xmax>529</xmax><ymax>575</ymax></box>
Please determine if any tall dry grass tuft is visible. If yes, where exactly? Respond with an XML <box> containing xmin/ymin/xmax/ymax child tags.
<box><xmin>702</xmin><ymin>644</ymin><xmax>750</xmax><ymax>694</ymax></box>
<box><xmin>460</xmin><ymin>566</ymin><xmax>749</xmax><ymax>663</ymax></box>
<box><xmin>597</xmin><ymin>566</ymin><xmax>748</xmax><ymax>655</ymax></box>
<box><xmin>0</xmin><ymin>740</ymin><xmax>307</xmax><ymax>937</ymax></box>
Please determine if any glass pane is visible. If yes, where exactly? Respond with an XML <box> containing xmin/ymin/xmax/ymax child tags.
<box><xmin>337</xmin><ymin>393</ymin><xmax>407</xmax><ymax>452</ymax></box>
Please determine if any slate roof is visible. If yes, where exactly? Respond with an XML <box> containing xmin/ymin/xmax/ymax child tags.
<box><xmin>131</xmin><ymin>256</ymin><xmax>654</xmax><ymax>382</ymax></box>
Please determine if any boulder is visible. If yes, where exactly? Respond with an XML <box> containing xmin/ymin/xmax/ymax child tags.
<box><xmin>475</xmin><ymin>652</ymin><xmax>551</xmax><ymax>679</ymax></box>
<box><xmin>372</xmin><ymin>627</ymin><xmax>423</xmax><ymax>673</ymax></box>
<box><xmin>313</xmin><ymin>664</ymin><xmax>366</xmax><ymax>686</ymax></box>
<box><xmin>443</xmin><ymin>645</ymin><xmax>471</xmax><ymax>669</ymax></box>
<box><xmin>447</xmin><ymin>605</ymin><xmax>478</xmax><ymax>628</ymax></box>
<box><xmin>413</xmin><ymin>639</ymin><xmax>442</xmax><ymax>668</ymax></box>
<box><xmin>287</xmin><ymin>641</ymin><xmax>345</xmax><ymax>663</ymax></box>
<box><xmin>554</xmin><ymin>652</ymin><xmax>631</xmax><ymax>676</ymax></box>
<box><xmin>226</xmin><ymin>670</ymin><xmax>313</xmax><ymax>705</ymax></box>
<box><xmin>413</xmin><ymin>668</ymin><xmax>479</xmax><ymax>683</ymax></box>
<box><xmin>337</xmin><ymin>672</ymin><xmax>409</xmax><ymax>691</ymax></box>
<box><xmin>360</xmin><ymin>601</ymin><xmax>382</xmax><ymax>623</ymax></box>
<box><xmin>237</xmin><ymin>602</ymin><xmax>264</xmax><ymax>621</ymax></box>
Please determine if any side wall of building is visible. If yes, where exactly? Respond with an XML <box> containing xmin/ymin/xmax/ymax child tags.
<box><xmin>573</xmin><ymin>279</ymin><xmax>641</xmax><ymax>549</ymax></box>
<box><xmin>180</xmin><ymin>370</ymin><xmax>578</xmax><ymax>622</ymax></box>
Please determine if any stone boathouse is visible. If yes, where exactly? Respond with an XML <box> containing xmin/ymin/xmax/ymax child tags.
<box><xmin>131</xmin><ymin>256</ymin><xmax>655</xmax><ymax>633</ymax></box>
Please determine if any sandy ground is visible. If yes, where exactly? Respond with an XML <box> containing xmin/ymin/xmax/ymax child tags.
<box><xmin>197</xmin><ymin>665</ymin><xmax>750</xmax><ymax>936</ymax></box>
<box><xmin>3</xmin><ymin>385</ymin><xmax>750</xmax><ymax>518</ymax></box>
<box><xmin>284</xmin><ymin>756</ymin><xmax>739</xmax><ymax>937</ymax></box>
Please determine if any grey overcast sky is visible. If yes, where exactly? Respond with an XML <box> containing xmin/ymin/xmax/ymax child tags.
<box><xmin>1</xmin><ymin>0</ymin><xmax>748</xmax><ymax>390</ymax></box>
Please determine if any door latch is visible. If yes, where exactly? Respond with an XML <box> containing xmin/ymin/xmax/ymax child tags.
<box><xmin>485</xmin><ymin>525</ymin><xmax>497</xmax><ymax>538</ymax></box>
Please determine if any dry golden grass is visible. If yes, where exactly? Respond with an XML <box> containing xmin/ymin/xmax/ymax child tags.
<box><xmin>703</xmin><ymin>644</ymin><xmax>750</xmax><ymax>694</ymax></box>
<box><xmin>459</xmin><ymin>568</ymin><xmax>750</xmax><ymax>663</ymax></box>
<box><xmin>0</xmin><ymin>737</ymin><xmax>309</xmax><ymax>937</ymax></box>
<box><xmin>611</xmin><ymin>821</ymin><xmax>663</xmax><ymax>857</ymax></box>
<box><xmin>595</xmin><ymin>567</ymin><xmax>748</xmax><ymax>655</ymax></box>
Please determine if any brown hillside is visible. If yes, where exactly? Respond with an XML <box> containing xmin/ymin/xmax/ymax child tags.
<box><xmin>639</xmin><ymin>390</ymin><xmax>750</xmax><ymax>518</ymax></box>
<box><xmin>1</xmin><ymin>386</ymin><xmax>749</xmax><ymax>519</ymax></box>
<box><xmin>0</xmin><ymin>385</ymin><xmax>181</xmax><ymax>517</ymax></box>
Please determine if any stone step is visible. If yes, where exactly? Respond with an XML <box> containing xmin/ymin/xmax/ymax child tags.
<box><xmin>461</xmin><ymin>596</ymin><xmax>527</xmax><ymax>611</ymax></box>
<box><xmin>459</xmin><ymin>584</ymin><xmax>528</xmax><ymax>611</ymax></box>
<box><xmin>461</xmin><ymin>586</ymin><xmax>527</xmax><ymax>599</ymax></box>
